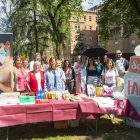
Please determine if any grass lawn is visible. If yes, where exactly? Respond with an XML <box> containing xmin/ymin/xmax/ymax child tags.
<box><xmin>0</xmin><ymin>115</ymin><xmax>140</xmax><ymax>140</ymax></box>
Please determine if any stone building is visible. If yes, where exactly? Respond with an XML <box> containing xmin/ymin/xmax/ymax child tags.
<box><xmin>89</xmin><ymin>4</ymin><xmax>139</xmax><ymax>62</ymax></box>
<box><xmin>63</xmin><ymin>11</ymin><xmax>98</xmax><ymax>65</ymax></box>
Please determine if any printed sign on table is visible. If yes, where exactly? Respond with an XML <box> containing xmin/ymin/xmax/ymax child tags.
<box><xmin>0</xmin><ymin>33</ymin><xmax>13</xmax><ymax>93</ymax></box>
<box><xmin>87</xmin><ymin>84</ymin><xmax>96</xmax><ymax>97</ymax></box>
<box><xmin>124</xmin><ymin>56</ymin><xmax>140</xmax><ymax>127</ymax></box>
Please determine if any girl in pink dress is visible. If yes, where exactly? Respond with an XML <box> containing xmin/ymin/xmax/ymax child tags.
<box><xmin>74</xmin><ymin>55</ymin><xmax>85</xmax><ymax>93</ymax></box>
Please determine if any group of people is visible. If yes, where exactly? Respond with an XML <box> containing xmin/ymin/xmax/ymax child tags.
<box><xmin>13</xmin><ymin>53</ymin><xmax>75</xmax><ymax>95</ymax></box>
<box><xmin>13</xmin><ymin>49</ymin><xmax>129</xmax><ymax>95</ymax></box>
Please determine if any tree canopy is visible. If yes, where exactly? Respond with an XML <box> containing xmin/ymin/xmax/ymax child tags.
<box><xmin>0</xmin><ymin>0</ymin><xmax>85</xmax><ymax>59</ymax></box>
<box><xmin>97</xmin><ymin>0</ymin><xmax>140</xmax><ymax>39</ymax></box>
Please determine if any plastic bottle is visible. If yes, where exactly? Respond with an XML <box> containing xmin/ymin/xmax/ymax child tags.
<box><xmin>42</xmin><ymin>90</ymin><xmax>45</xmax><ymax>99</ymax></box>
<box><xmin>40</xmin><ymin>89</ymin><xmax>43</xmax><ymax>100</ymax></box>
<box><xmin>37</xmin><ymin>90</ymin><xmax>40</xmax><ymax>100</ymax></box>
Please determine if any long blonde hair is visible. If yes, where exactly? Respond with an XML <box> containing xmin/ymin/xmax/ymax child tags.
<box><xmin>49</xmin><ymin>57</ymin><xmax>58</xmax><ymax>71</ymax></box>
<box><xmin>56</xmin><ymin>59</ymin><xmax>63</xmax><ymax>71</ymax></box>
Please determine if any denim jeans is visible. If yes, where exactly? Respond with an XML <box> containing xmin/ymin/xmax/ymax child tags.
<box><xmin>104</xmin><ymin>83</ymin><xmax>116</xmax><ymax>87</ymax></box>
<box><xmin>87</xmin><ymin>76</ymin><xmax>98</xmax><ymax>87</ymax></box>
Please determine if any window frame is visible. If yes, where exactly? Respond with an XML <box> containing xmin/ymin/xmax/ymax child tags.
<box><xmin>84</xmin><ymin>16</ymin><xmax>86</xmax><ymax>21</ymax></box>
<box><xmin>75</xmin><ymin>24</ymin><xmax>80</xmax><ymax>30</ymax></box>
<box><xmin>115</xmin><ymin>42</ymin><xmax>118</xmax><ymax>48</ymax></box>
<box><xmin>89</xmin><ymin>16</ymin><xmax>92</xmax><ymax>21</ymax></box>
<box><xmin>73</xmin><ymin>14</ymin><xmax>75</xmax><ymax>20</ymax></box>
<box><xmin>75</xmin><ymin>35</ymin><xmax>81</xmax><ymax>40</ymax></box>
<box><xmin>90</xmin><ymin>36</ymin><xmax>92</xmax><ymax>41</ymax></box>
<box><xmin>90</xmin><ymin>26</ymin><xmax>92</xmax><ymax>30</ymax></box>
<box><xmin>131</xmin><ymin>40</ymin><xmax>135</xmax><ymax>46</ymax></box>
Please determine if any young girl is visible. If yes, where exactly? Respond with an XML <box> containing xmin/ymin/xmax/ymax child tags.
<box><xmin>102</xmin><ymin>59</ymin><xmax>119</xmax><ymax>87</ymax></box>
<box><xmin>74</xmin><ymin>55</ymin><xmax>85</xmax><ymax>93</ymax></box>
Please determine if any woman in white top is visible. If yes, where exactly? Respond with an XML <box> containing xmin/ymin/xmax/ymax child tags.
<box><xmin>102</xmin><ymin>59</ymin><xmax>119</xmax><ymax>87</ymax></box>
<box><xmin>27</xmin><ymin>61</ymin><xmax>44</xmax><ymax>96</ymax></box>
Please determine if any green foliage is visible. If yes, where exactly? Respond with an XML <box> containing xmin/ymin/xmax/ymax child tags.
<box><xmin>37</xmin><ymin>0</ymin><xmax>84</xmax><ymax>58</ymax></box>
<box><xmin>97</xmin><ymin>0</ymin><xmax>140</xmax><ymax>39</ymax></box>
<box><xmin>0</xmin><ymin>0</ymin><xmax>84</xmax><ymax>59</ymax></box>
<box><xmin>74</xmin><ymin>30</ymin><xmax>90</xmax><ymax>55</ymax></box>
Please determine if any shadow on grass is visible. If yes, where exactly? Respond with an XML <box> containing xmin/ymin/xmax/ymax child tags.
<box><xmin>1</xmin><ymin>117</ymin><xmax>140</xmax><ymax>140</ymax></box>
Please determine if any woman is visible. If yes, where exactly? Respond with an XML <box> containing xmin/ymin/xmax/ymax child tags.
<box><xmin>102</xmin><ymin>59</ymin><xmax>119</xmax><ymax>87</ymax></box>
<box><xmin>56</xmin><ymin>59</ymin><xmax>66</xmax><ymax>83</ymax></box>
<box><xmin>13</xmin><ymin>56</ymin><xmax>28</xmax><ymax>92</ymax></box>
<box><xmin>42</xmin><ymin>56</ymin><xmax>50</xmax><ymax>72</ymax></box>
<box><xmin>101</xmin><ymin>55</ymin><xmax>108</xmax><ymax>73</ymax></box>
<box><xmin>23</xmin><ymin>58</ymin><xmax>30</xmax><ymax>74</ymax></box>
<box><xmin>29</xmin><ymin>52</ymin><xmax>42</xmax><ymax>71</ymax></box>
<box><xmin>63</xmin><ymin>59</ymin><xmax>75</xmax><ymax>94</ymax></box>
<box><xmin>86</xmin><ymin>57</ymin><xmax>98</xmax><ymax>87</ymax></box>
<box><xmin>74</xmin><ymin>55</ymin><xmax>85</xmax><ymax>93</ymax></box>
<box><xmin>44</xmin><ymin>57</ymin><xmax>65</xmax><ymax>92</ymax></box>
<box><xmin>27</xmin><ymin>61</ymin><xmax>44</xmax><ymax>95</ymax></box>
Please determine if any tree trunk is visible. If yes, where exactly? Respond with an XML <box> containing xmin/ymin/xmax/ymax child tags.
<box><xmin>33</xmin><ymin>2</ymin><xmax>38</xmax><ymax>52</ymax></box>
<box><xmin>59</xmin><ymin>43</ymin><xmax>64</xmax><ymax>60</ymax></box>
<box><xmin>55</xmin><ymin>41</ymin><xmax>60</xmax><ymax>59</ymax></box>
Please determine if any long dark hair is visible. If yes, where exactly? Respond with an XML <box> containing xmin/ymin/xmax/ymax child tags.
<box><xmin>87</xmin><ymin>57</ymin><xmax>95</xmax><ymax>68</ymax></box>
<box><xmin>63</xmin><ymin>59</ymin><xmax>71</xmax><ymax>69</ymax></box>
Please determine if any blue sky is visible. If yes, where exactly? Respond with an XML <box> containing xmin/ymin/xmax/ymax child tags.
<box><xmin>82</xmin><ymin>0</ymin><xmax>102</xmax><ymax>11</ymax></box>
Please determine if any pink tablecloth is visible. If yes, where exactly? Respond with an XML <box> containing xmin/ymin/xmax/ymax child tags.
<box><xmin>0</xmin><ymin>99</ymin><xmax>100</xmax><ymax>127</ymax></box>
<box><xmin>79</xmin><ymin>98</ymin><xmax>140</xmax><ymax>122</ymax></box>
<box><xmin>0</xmin><ymin>97</ymin><xmax>139</xmax><ymax>127</ymax></box>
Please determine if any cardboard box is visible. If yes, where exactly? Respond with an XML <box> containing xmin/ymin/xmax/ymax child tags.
<box><xmin>21</xmin><ymin>92</ymin><xmax>35</xmax><ymax>97</ymax></box>
<box><xmin>54</xmin><ymin>120</ymin><xmax>68</xmax><ymax>129</ymax></box>
<box><xmin>69</xmin><ymin>119</ymin><xmax>79</xmax><ymax>127</ymax></box>
<box><xmin>20</xmin><ymin>93</ymin><xmax>35</xmax><ymax>105</ymax></box>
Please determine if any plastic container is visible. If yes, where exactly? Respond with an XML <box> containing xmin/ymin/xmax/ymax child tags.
<box><xmin>57</xmin><ymin>93</ymin><xmax>62</xmax><ymax>100</ymax></box>
<box><xmin>50</xmin><ymin>92</ymin><xmax>56</xmax><ymax>99</ymax></box>
<box><xmin>65</xmin><ymin>93</ymin><xmax>70</xmax><ymax>100</ymax></box>
<box><xmin>96</xmin><ymin>87</ymin><xmax>103</xmax><ymax>97</ymax></box>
